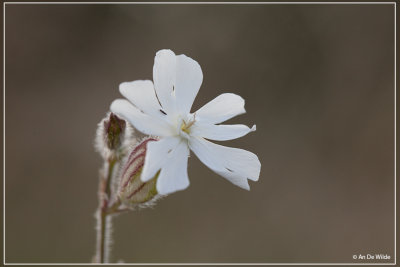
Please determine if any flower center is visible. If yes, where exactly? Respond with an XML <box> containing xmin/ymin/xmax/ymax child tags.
<box><xmin>179</xmin><ymin>115</ymin><xmax>196</xmax><ymax>138</ymax></box>
<box><xmin>180</xmin><ymin>120</ymin><xmax>195</xmax><ymax>134</ymax></box>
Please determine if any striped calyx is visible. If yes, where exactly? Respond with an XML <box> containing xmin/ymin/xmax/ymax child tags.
<box><xmin>118</xmin><ymin>138</ymin><xmax>159</xmax><ymax>206</ymax></box>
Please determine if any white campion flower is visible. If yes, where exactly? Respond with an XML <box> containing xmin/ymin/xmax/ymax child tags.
<box><xmin>111</xmin><ymin>49</ymin><xmax>261</xmax><ymax>195</ymax></box>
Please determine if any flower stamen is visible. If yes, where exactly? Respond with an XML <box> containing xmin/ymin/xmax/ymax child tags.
<box><xmin>180</xmin><ymin>115</ymin><xmax>196</xmax><ymax>135</ymax></box>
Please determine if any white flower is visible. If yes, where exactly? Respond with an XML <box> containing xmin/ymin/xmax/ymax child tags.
<box><xmin>110</xmin><ymin>49</ymin><xmax>261</xmax><ymax>195</ymax></box>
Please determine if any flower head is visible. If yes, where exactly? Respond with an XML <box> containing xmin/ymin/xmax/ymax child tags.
<box><xmin>111</xmin><ymin>49</ymin><xmax>261</xmax><ymax>195</ymax></box>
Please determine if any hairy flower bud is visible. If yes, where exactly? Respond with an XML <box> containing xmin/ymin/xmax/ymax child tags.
<box><xmin>104</xmin><ymin>113</ymin><xmax>126</xmax><ymax>150</ymax></box>
<box><xmin>118</xmin><ymin>138</ymin><xmax>159</xmax><ymax>207</ymax></box>
<box><xmin>95</xmin><ymin>112</ymin><xmax>135</xmax><ymax>159</ymax></box>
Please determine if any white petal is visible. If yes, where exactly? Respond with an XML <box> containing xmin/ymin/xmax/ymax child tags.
<box><xmin>153</xmin><ymin>49</ymin><xmax>177</xmax><ymax>115</ymax></box>
<box><xmin>191</xmin><ymin>123</ymin><xmax>256</xmax><ymax>141</ymax></box>
<box><xmin>174</xmin><ymin>54</ymin><xmax>203</xmax><ymax>115</ymax></box>
<box><xmin>156</xmin><ymin>140</ymin><xmax>190</xmax><ymax>195</ymax></box>
<box><xmin>119</xmin><ymin>80</ymin><xmax>166</xmax><ymax>119</ymax></box>
<box><xmin>110</xmin><ymin>99</ymin><xmax>173</xmax><ymax>137</ymax></box>
<box><xmin>141</xmin><ymin>137</ymin><xmax>181</xmax><ymax>182</ymax></box>
<box><xmin>195</xmin><ymin>93</ymin><xmax>246</xmax><ymax>124</ymax></box>
<box><xmin>189</xmin><ymin>137</ymin><xmax>260</xmax><ymax>190</ymax></box>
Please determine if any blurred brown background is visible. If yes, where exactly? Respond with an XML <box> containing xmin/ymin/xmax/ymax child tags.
<box><xmin>4</xmin><ymin>3</ymin><xmax>394</xmax><ymax>263</ymax></box>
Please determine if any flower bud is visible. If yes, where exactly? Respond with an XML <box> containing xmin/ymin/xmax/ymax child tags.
<box><xmin>104</xmin><ymin>113</ymin><xmax>126</xmax><ymax>150</ymax></box>
<box><xmin>118</xmin><ymin>138</ymin><xmax>159</xmax><ymax>207</ymax></box>
<box><xmin>95</xmin><ymin>112</ymin><xmax>134</xmax><ymax>159</ymax></box>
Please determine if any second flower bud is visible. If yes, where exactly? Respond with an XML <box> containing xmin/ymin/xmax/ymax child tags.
<box><xmin>118</xmin><ymin>138</ymin><xmax>159</xmax><ymax>207</ymax></box>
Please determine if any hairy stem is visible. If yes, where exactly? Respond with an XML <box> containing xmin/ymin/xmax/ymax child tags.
<box><xmin>98</xmin><ymin>206</ymin><xmax>108</xmax><ymax>263</ymax></box>
<box><xmin>95</xmin><ymin>157</ymin><xmax>117</xmax><ymax>263</ymax></box>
